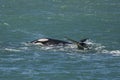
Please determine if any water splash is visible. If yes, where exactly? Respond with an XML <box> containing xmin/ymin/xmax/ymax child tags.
<box><xmin>86</xmin><ymin>40</ymin><xmax>120</xmax><ymax>56</ymax></box>
<box><xmin>101</xmin><ymin>50</ymin><xmax>120</xmax><ymax>56</ymax></box>
<box><xmin>1</xmin><ymin>39</ymin><xmax>120</xmax><ymax>56</ymax></box>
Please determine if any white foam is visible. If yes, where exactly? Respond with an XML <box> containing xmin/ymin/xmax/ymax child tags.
<box><xmin>4</xmin><ymin>48</ymin><xmax>21</xmax><ymax>52</ymax></box>
<box><xmin>101</xmin><ymin>50</ymin><xmax>120</xmax><ymax>56</ymax></box>
<box><xmin>110</xmin><ymin>50</ymin><xmax>120</xmax><ymax>54</ymax></box>
<box><xmin>3</xmin><ymin>22</ymin><xmax>10</xmax><ymax>26</ymax></box>
<box><xmin>109</xmin><ymin>50</ymin><xmax>120</xmax><ymax>56</ymax></box>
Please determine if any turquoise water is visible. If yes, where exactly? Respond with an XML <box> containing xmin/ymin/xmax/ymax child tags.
<box><xmin>0</xmin><ymin>0</ymin><xmax>120</xmax><ymax>80</ymax></box>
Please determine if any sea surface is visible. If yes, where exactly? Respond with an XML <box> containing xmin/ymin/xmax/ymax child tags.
<box><xmin>0</xmin><ymin>0</ymin><xmax>120</xmax><ymax>80</ymax></box>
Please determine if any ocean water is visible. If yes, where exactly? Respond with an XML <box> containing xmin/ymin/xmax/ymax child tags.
<box><xmin>0</xmin><ymin>0</ymin><xmax>120</xmax><ymax>80</ymax></box>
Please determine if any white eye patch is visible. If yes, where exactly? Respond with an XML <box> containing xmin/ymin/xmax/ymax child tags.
<box><xmin>38</xmin><ymin>38</ymin><xmax>49</xmax><ymax>42</ymax></box>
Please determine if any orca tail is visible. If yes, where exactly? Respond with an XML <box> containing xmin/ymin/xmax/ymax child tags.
<box><xmin>65</xmin><ymin>37</ymin><xmax>85</xmax><ymax>50</ymax></box>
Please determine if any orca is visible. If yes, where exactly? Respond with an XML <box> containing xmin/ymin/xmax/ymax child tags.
<box><xmin>31</xmin><ymin>38</ymin><xmax>70</xmax><ymax>46</ymax></box>
<box><xmin>31</xmin><ymin>37</ymin><xmax>89</xmax><ymax>50</ymax></box>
